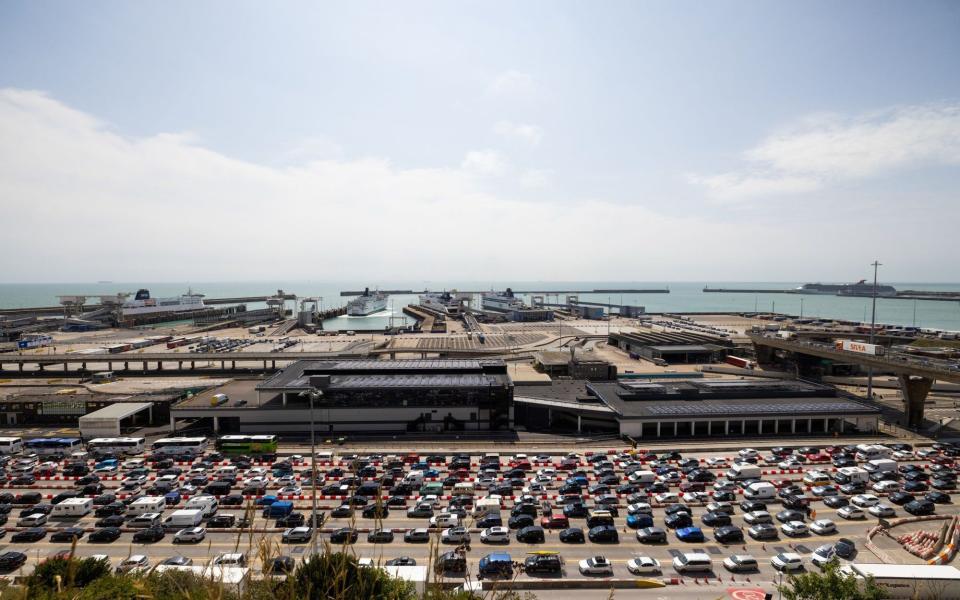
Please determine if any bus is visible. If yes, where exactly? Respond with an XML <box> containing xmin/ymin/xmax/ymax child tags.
<box><xmin>151</xmin><ymin>437</ymin><xmax>208</xmax><ymax>456</ymax></box>
<box><xmin>0</xmin><ymin>437</ymin><xmax>22</xmax><ymax>454</ymax></box>
<box><xmin>215</xmin><ymin>435</ymin><xmax>278</xmax><ymax>456</ymax></box>
<box><xmin>87</xmin><ymin>437</ymin><xmax>145</xmax><ymax>456</ymax></box>
<box><xmin>24</xmin><ymin>438</ymin><xmax>83</xmax><ymax>457</ymax></box>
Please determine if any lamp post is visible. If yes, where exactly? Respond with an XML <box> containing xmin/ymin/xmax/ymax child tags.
<box><xmin>867</xmin><ymin>261</ymin><xmax>881</xmax><ymax>402</ymax></box>
<box><xmin>299</xmin><ymin>388</ymin><xmax>322</xmax><ymax>557</ymax></box>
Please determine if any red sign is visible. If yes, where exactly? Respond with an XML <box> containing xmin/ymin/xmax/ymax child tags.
<box><xmin>727</xmin><ymin>588</ymin><xmax>769</xmax><ymax>600</ymax></box>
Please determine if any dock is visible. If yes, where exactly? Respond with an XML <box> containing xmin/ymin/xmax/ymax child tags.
<box><xmin>703</xmin><ymin>287</ymin><xmax>796</xmax><ymax>294</ymax></box>
<box><xmin>341</xmin><ymin>288</ymin><xmax>670</xmax><ymax>296</ymax></box>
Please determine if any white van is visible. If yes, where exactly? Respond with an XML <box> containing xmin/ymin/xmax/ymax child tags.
<box><xmin>803</xmin><ymin>471</ymin><xmax>832</xmax><ymax>486</ymax></box>
<box><xmin>404</xmin><ymin>470</ymin><xmax>424</xmax><ymax>486</ymax></box>
<box><xmin>315</xmin><ymin>451</ymin><xmax>334</xmax><ymax>463</ymax></box>
<box><xmin>726</xmin><ymin>464</ymin><xmax>762</xmax><ymax>480</ymax></box>
<box><xmin>52</xmin><ymin>498</ymin><xmax>92</xmax><ymax>518</ymax></box>
<box><xmin>744</xmin><ymin>482</ymin><xmax>777</xmax><ymax>500</ymax></box>
<box><xmin>185</xmin><ymin>494</ymin><xmax>219</xmax><ymax>517</ymax></box>
<box><xmin>628</xmin><ymin>470</ymin><xmax>657</xmax><ymax>485</ymax></box>
<box><xmin>453</xmin><ymin>482</ymin><xmax>476</xmax><ymax>496</ymax></box>
<box><xmin>863</xmin><ymin>459</ymin><xmax>897</xmax><ymax>474</ymax></box>
<box><xmin>473</xmin><ymin>496</ymin><xmax>502</xmax><ymax>517</ymax></box>
<box><xmin>673</xmin><ymin>552</ymin><xmax>713</xmax><ymax>574</ymax></box>
<box><xmin>215</xmin><ymin>465</ymin><xmax>238</xmax><ymax>479</ymax></box>
<box><xmin>856</xmin><ymin>445</ymin><xmax>891</xmax><ymax>461</ymax></box>
<box><xmin>834</xmin><ymin>467</ymin><xmax>869</xmax><ymax>485</ymax></box>
<box><xmin>127</xmin><ymin>496</ymin><xmax>166</xmax><ymax>516</ymax></box>
<box><xmin>163</xmin><ymin>508</ymin><xmax>204</xmax><ymax>530</ymax></box>
<box><xmin>129</xmin><ymin>512</ymin><xmax>163</xmax><ymax>529</ymax></box>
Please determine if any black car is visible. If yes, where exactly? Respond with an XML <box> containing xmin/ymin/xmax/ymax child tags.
<box><xmin>664</xmin><ymin>504</ymin><xmax>692</xmax><ymax>516</ymax></box>
<box><xmin>903</xmin><ymin>480</ymin><xmax>929</xmax><ymax>493</ymax></box>
<box><xmin>636</xmin><ymin>526</ymin><xmax>667</xmax><ymax>543</ymax></box>
<box><xmin>11</xmin><ymin>528</ymin><xmax>46</xmax><ymax>543</ymax></box>
<box><xmin>75</xmin><ymin>474</ymin><xmax>100</xmax><ymax>486</ymax></box>
<box><xmin>11</xmin><ymin>475</ymin><xmax>36</xmax><ymax>486</ymax></box>
<box><xmin>932</xmin><ymin>478</ymin><xmax>956</xmax><ymax>490</ymax></box>
<box><xmin>330</xmin><ymin>505</ymin><xmax>354</xmax><ymax>518</ymax></box>
<box><xmin>330</xmin><ymin>528</ymin><xmax>359</xmax><ymax>544</ymax></box>
<box><xmin>367</xmin><ymin>529</ymin><xmax>394</xmax><ymax>543</ymax></box>
<box><xmin>834</xmin><ymin>538</ymin><xmax>857</xmax><ymax>559</ymax></box>
<box><xmin>889</xmin><ymin>492</ymin><xmax>916</xmax><ymax>506</ymax></box>
<box><xmin>523</xmin><ymin>553</ymin><xmax>563</xmax><ymax>575</ymax></box>
<box><xmin>221</xmin><ymin>494</ymin><xmax>245</xmax><ymax>506</ymax></box>
<box><xmin>701</xmin><ymin>511</ymin><xmax>732</xmax><ymax>527</ymax></box>
<box><xmin>386</xmin><ymin>496</ymin><xmax>408</xmax><ymax>507</ymax></box>
<box><xmin>95</xmin><ymin>502</ymin><xmax>126</xmax><ymax>517</ymax></box>
<box><xmin>362</xmin><ymin>504</ymin><xmax>389</xmax><ymax>519</ymax></box>
<box><xmin>905</xmin><ymin>500</ymin><xmax>936</xmax><ymax>516</ymax></box>
<box><xmin>516</xmin><ymin>525</ymin><xmax>545</xmax><ymax>543</ymax></box>
<box><xmin>740</xmin><ymin>500</ymin><xmax>767</xmax><ymax>513</ymax></box>
<box><xmin>95</xmin><ymin>514</ymin><xmax>126</xmax><ymax>528</ymax></box>
<box><xmin>587</xmin><ymin>525</ymin><xmax>618</xmax><ymax>543</ymax></box>
<box><xmin>207</xmin><ymin>514</ymin><xmax>237</xmax><ymax>528</ymax></box>
<box><xmin>926</xmin><ymin>491</ymin><xmax>952</xmax><ymax>504</ymax></box>
<box><xmin>776</xmin><ymin>510</ymin><xmax>806</xmax><ymax>524</ymax></box>
<box><xmin>50</xmin><ymin>527</ymin><xmax>85</xmax><ymax>543</ymax></box>
<box><xmin>563</xmin><ymin>504</ymin><xmax>589</xmax><ymax>518</ymax></box>
<box><xmin>132</xmin><ymin>527</ymin><xmax>165</xmax><ymax>543</ymax></box>
<box><xmin>508</xmin><ymin>514</ymin><xmax>535</xmax><ymax>529</ymax></box>
<box><xmin>824</xmin><ymin>496</ymin><xmax>849</xmax><ymax>509</ymax></box>
<box><xmin>19</xmin><ymin>504</ymin><xmax>52</xmax><ymax>517</ymax></box>
<box><xmin>665</xmin><ymin>512</ymin><xmax>693</xmax><ymax>529</ymax></box>
<box><xmin>16</xmin><ymin>492</ymin><xmax>42</xmax><ymax>505</ymax></box>
<box><xmin>714</xmin><ymin>525</ymin><xmax>744</xmax><ymax>543</ymax></box>
<box><xmin>276</xmin><ymin>513</ymin><xmax>305</xmax><ymax>528</ymax></box>
<box><xmin>559</xmin><ymin>527</ymin><xmax>584</xmax><ymax>543</ymax></box>
<box><xmin>0</xmin><ymin>551</ymin><xmax>27</xmax><ymax>571</ymax></box>
<box><xmin>51</xmin><ymin>491</ymin><xmax>81</xmax><ymax>505</ymax></box>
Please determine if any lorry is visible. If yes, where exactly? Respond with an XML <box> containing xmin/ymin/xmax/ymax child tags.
<box><xmin>835</xmin><ymin>340</ymin><xmax>886</xmax><ymax>356</ymax></box>
<box><xmin>863</xmin><ymin>459</ymin><xmax>897</xmax><ymax>474</ymax></box>
<box><xmin>743</xmin><ymin>482</ymin><xmax>776</xmax><ymax>500</ymax></box>
<box><xmin>724</xmin><ymin>356</ymin><xmax>755</xmax><ymax>369</ymax></box>
<box><xmin>841</xmin><ymin>564</ymin><xmax>960</xmax><ymax>599</ymax></box>
<box><xmin>726</xmin><ymin>464</ymin><xmax>762</xmax><ymax>480</ymax></box>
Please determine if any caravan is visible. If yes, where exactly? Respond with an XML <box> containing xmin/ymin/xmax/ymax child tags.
<box><xmin>52</xmin><ymin>498</ymin><xmax>92</xmax><ymax>518</ymax></box>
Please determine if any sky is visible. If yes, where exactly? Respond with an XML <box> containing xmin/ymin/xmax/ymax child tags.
<box><xmin>1</xmin><ymin>1</ymin><xmax>959</xmax><ymax>283</ymax></box>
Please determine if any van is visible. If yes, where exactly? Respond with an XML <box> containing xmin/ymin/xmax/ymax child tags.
<box><xmin>420</xmin><ymin>482</ymin><xmax>443</xmax><ymax>497</ymax></box>
<box><xmin>127</xmin><ymin>496</ymin><xmax>166</xmax><ymax>516</ymax></box>
<box><xmin>834</xmin><ymin>467</ymin><xmax>869</xmax><ymax>485</ymax></box>
<box><xmin>404</xmin><ymin>471</ymin><xmax>424</xmax><ymax>486</ymax></box>
<box><xmin>803</xmin><ymin>471</ymin><xmax>832</xmax><ymax>486</ymax></box>
<box><xmin>672</xmin><ymin>552</ymin><xmax>713</xmax><ymax>574</ymax></box>
<box><xmin>453</xmin><ymin>482</ymin><xmax>476</xmax><ymax>496</ymax></box>
<box><xmin>17</xmin><ymin>513</ymin><xmax>48</xmax><ymax>527</ymax></box>
<box><xmin>856</xmin><ymin>445</ymin><xmax>891</xmax><ymax>461</ymax></box>
<box><xmin>315</xmin><ymin>451</ymin><xmax>334</xmax><ymax>463</ymax></box>
<box><xmin>185</xmin><ymin>495</ymin><xmax>219</xmax><ymax>517</ymax></box>
<box><xmin>478</xmin><ymin>553</ymin><xmax>513</xmax><ymax>577</ymax></box>
<box><xmin>743</xmin><ymin>482</ymin><xmax>776</xmax><ymax>500</ymax></box>
<box><xmin>129</xmin><ymin>512</ymin><xmax>163</xmax><ymax>529</ymax></box>
<box><xmin>210</xmin><ymin>393</ymin><xmax>229</xmax><ymax>407</ymax></box>
<box><xmin>52</xmin><ymin>498</ymin><xmax>92</xmax><ymax>518</ymax></box>
<box><xmin>473</xmin><ymin>497</ymin><xmax>502</xmax><ymax>517</ymax></box>
<box><xmin>263</xmin><ymin>500</ymin><xmax>294</xmax><ymax>519</ymax></box>
<box><xmin>628</xmin><ymin>470</ymin><xmax>656</xmax><ymax>485</ymax></box>
<box><xmin>436</xmin><ymin>551</ymin><xmax>467</xmax><ymax>574</ymax></box>
<box><xmin>863</xmin><ymin>459</ymin><xmax>897</xmax><ymax>474</ymax></box>
<box><xmin>727</xmin><ymin>464</ymin><xmax>762</xmax><ymax>480</ymax></box>
<box><xmin>163</xmin><ymin>508</ymin><xmax>204</xmax><ymax>530</ymax></box>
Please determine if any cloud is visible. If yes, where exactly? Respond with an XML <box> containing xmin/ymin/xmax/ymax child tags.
<box><xmin>519</xmin><ymin>169</ymin><xmax>550</xmax><ymax>188</ymax></box>
<box><xmin>487</xmin><ymin>70</ymin><xmax>538</xmax><ymax>100</ymax></box>
<box><xmin>691</xmin><ymin>103</ymin><xmax>960</xmax><ymax>201</ymax></box>
<box><xmin>461</xmin><ymin>149</ymin><xmax>506</xmax><ymax>176</ymax></box>
<box><xmin>494</xmin><ymin>121</ymin><xmax>543</xmax><ymax>146</ymax></box>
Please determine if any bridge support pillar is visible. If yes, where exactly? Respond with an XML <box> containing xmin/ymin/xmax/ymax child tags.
<box><xmin>156</xmin><ymin>361</ymin><xmax>162</xmax><ymax>371</ymax></box>
<box><xmin>899</xmin><ymin>375</ymin><xmax>933</xmax><ymax>428</ymax></box>
<box><xmin>19</xmin><ymin>363</ymin><xmax>24</xmax><ymax>373</ymax></box>
<box><xmin>191</xmin><ymin>361</ymin><xmax>195</xmax><ymax>369</ymax></box>
<box><xmin>271</xmin><ymin>360</ymin><xmax>276</xmax><ymax>369</ymax></box>
<box><xmin>108</xmin><ymin>362</ymin><xmax>112</xmax><ymax>371</ymax></box>
<box><xmin>577</xmin><ymin>414</ymin><xmax>582</xmax><ymax>433</ymax></box>
<box><xmin>81</xmin><ymin>362</ymin><xmax>86</xmax><ymax>371</ymax></box>
<box><xmin>178</xmin><ymin>361</ymin><xmax>183</xmax><ymax>370</ymax></box>
<box><xmin>753</xmin><ymin>344</ymin><xmax>776</xmax><ymax>365</ymax></box>
<box><xmin>38</xmin><ymin>364</ymin><xmax>44</xmax><ymax>372</ymax></box>
<box><xmin>231</xmin><ymin>361</ymin><xmax>236</xmax><ymax>369</ymax></box>
<box><xmin>142</xmin><ymin>361</ymin><xmax>147</xmax><ymax>371</ymax></box>
<box><xmin>124</xmin><ymin>361</ymin><xmax>129</xmax><ymax>370</ymax></box>
<box><xmin>63</xmin><ymin>362</ymin><xmax>68</xmax><ymax>373</ymax></box>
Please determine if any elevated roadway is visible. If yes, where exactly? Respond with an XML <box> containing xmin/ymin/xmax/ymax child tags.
<box><xmin>749</xmin><ymin>332</ymin><xmax>960</xmax><ymax>427</ymax></box>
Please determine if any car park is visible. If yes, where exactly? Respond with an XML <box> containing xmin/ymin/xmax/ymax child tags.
<box><xmin>838</xmin><ymin>505</ymin><xmax>866</xmax><ymax>520</ymax></box>
<box><xmin>578</xmin><ymin>556</ymin><xmax>613</xmax><ymax>576</ymax></box>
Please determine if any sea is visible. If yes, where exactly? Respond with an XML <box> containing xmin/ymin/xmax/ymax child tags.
<box><xmin>1</xmin><ymin>281</ymin><xmax>959</xmax><ymax>332</ymax></box>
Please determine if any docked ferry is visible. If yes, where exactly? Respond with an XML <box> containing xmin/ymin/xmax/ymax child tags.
<box><xmin>481</xmin><ymin>288</ymin><xmax>525</xmax><ymax>312</ymax></box>
<box><xmin>346</xmin><ymin>288</ymin><xmax>388</xmax><ymax>316</ymax></box>
<box><xmin>121</xmin><ymin>289</ymin><xmax>206</xmax><ymax>316</ymax></box>
<box><xmin>796</xmin><ymin>280</ymin><xmax>897</xmax><ymax>297</ymax></box>
<box><xmin>419</xmin><ymin>291</ymin><xmax>464</xmax><ymax>315</ymax></box>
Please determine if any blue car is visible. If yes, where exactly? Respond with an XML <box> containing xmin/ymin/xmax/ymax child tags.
<box><xmin>566</xmin><ymin>476</ymin><xmax>589</xmax><ymax>486</ymax></box>
<box><xmin>423</xmin><ymin>469</ymin><xmax>441</xmax><ymax>478</ymax></box>
<box><xmin>164</xmin><ymin>491</ymin><xmax>181</xmax><ymax>505</ymax></box>
<box><xmin>626</xmin><ymin>513</ymin><xmax>654</xmax><ymax>529</ymax></box>
<box><xmin>676</xmin><ymin>526</ymin><xmax>705</xmax><ymax>542</ymax></box>
<box><xmin>255</xmin><ymin>495</ymin><xmax>279</xmax><ymax>506</ymax></box>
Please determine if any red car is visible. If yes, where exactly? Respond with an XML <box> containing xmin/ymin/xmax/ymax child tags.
<box><xmin>558</xmin><ymin>459</ymin><xmax>579</xmax><ymax>471</ymax></box>
<box><xmin>403</xmin><ymin>454</ymin><xmax>420</xmax><ymax>464</ymax></box>
<box><xmin>540</xmin><ymin>514</ymin><xmax>569</xmax><ymax>529</ymax></box>
<box><xmin>932</xmin><ymin>456</ymin><xmax>955</xmax><ymax>466</ymax></box>
<box><xmin>510</xmin><ymin>460</ymin><xmax>532</xmax><ymax>471</ymax></box>
<box><xmin>808</xmin><ymin>453</ymin><xmax>831</xmax><ymax>463</ymax></box>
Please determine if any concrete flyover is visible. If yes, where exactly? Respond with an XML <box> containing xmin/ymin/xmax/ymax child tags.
<box><xmin>749</xmin><ymin>332</ymin><xmax>960</xmax><ymax>428</ymax></box>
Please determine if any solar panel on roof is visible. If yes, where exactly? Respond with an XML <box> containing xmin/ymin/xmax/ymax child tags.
<box><xmin>645</xmin><ymin>401</ymin><xmax>868</xmax><ymax>416</ymax></box>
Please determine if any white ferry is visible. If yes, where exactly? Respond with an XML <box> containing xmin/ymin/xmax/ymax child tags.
<box><xmin>121</xmin><ymin>289</ymin><xmax>205</xmax><ymax>316</ymax></box>
<box><xmin>346</xmin><ymin>288</ymin><xmax>388</xmax><ymax>316</ymax></box>
<box><xmin>419</xmin><ymin>291</ymin><xmax>464</xmax><ymax>315</ymax></box>
<box><xmin>481</xmin><ymin>288</ymin><xmax>525</xmax><ymax>312</ymax></box>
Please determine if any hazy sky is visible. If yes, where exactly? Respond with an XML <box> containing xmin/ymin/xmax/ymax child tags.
<box><xmin>1</xmin><ymin>1</ymin><xmax>959</xmax><ymax>283</ymax></box>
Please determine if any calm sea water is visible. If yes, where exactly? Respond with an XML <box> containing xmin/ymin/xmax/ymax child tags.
<box><xmin>2</xmin><ymin>281</ymin><xmax>959</xmax><ymax>331</ymax></box>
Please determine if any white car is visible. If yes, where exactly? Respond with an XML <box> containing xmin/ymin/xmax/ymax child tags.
<box><xmin>892</xmin><ymin>451</ymin><xmax>912</xmax><ymax>461</ymax></box>
<box><xmin>810</xmin><ymin>544</ymin><xmax>836</xmax><ymax>568</ymax></box>
<box><xmin>627</xmin><ymin>502</ymin><xmax>652</xmax><ymax>515</ymax></box>
<box><xmin>275</xmin><ymin>475</ymin><xmax>297</xmax><ymax>487</ymax></box>
<box><xmin>626</xmin><ymin>556</ymin><xmax>661</xmax><ymax>575</ymax></box>
<box><xmin>654</xmin><ymin>493</ymin><xmax>679</xmax><ymax>504</ymax></box>
<box><xmin>480</xmin><ymin>527</ymin><xmax>510</xmax><ymax>543</ymax></box>
<box><xmin>778</xmin><ymin>459</ymin><xmax>803</xmax><ymax>470</ymax></box>
<box><xmin>658</xmin><ymin>471</ymin><xmax>681</xmax><ymax>483</ymax></box>
<box><xmin>173</xmin><ymin>526</ymin><xmax>206</xmax><ymax>543</ymax></box>
<box><xmin>781</xmin><ymin>521</ymin><xmax>808</xmax><ymax>537</ymax></box>
<box><xmin>122</xmin><ymin>458</ymin><xmax>146</xmax><ymax>470</ymax></box>
<box><xmin>809</xmin><ymin>519</ymin><xmax>836</xmax><ymax>535</ymax></box>
<box><xmin>441</xmin><ymin>527</ymin><xmax>470</xmax><ymax>543</ymax></box>
<box><xmin>579</xmin><ymin>556</ymin><xmax>614</xmax><ymax>576</ymax></box>
<box><xmin>869</xmin><ymin>504</ymin><xmax>896</xmax><ymax>518</ymax></box>
<box><xmin>744</xmin><ymin>511</ymin><xmax>772</xmax><ymax>525</ymax></box>
<box><xmin>536</xmin><ymin>468</ymin><xmax>556</xmax><ymax>478</ymax></box>
<box><xmin>155</xmin><ymin>474</ymin><xmax>179</xmax><ymax>485</ymax></box>
<box><xmin>739</xmin><ymin>448</ymin><xmax>759</xmax><ymax>459</ymax></box>
<box><xmin>916</xmin><ymin>448</ymin><xmax>938</xmax><ymax>459</ymax></box>
<box><xmin>706</xmin><ymin>457</ymin><xmax>729</xmax><ymax>468</ymax></box>
<box><xmin>771</xmin><ymin>552</ymin><xmax>804</xmax><ymax>572</ymax></box>
<box><xmin>872</xmin><ymin>480</ymin><xmax>900</xmax><ymax>494</ymax></box>
<box><xmin>838</xmin><ymin>505</ymin><xmax>866</xmax><ymax>520</ymax></box>
<box><xmin>278</xmin><ymin>486</ymin><xmax>302</xmax><ymax>496</ymax></box>
<box><xmin>852</xmin><ymin>494</ymin><xmax>880</xmax><ymax>508</ymax></box>
<box><xmin>523</xmin><ymin>483</ymin><xmax>546</xmax><ymax>495</ymax></box>
<box><xmin>682</xmin><ymin>491</ymin><xmax>709</xmax><ymax>504</ymax></box>
<box><xmin>122</xmin><ymin>474</ymin><xmax>148</xmax><ymax>488</ymax></box>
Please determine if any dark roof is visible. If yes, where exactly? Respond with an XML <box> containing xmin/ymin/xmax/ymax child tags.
<box><xmin>259</xmin><ymin>359</ymin><xmax>511</xmax><ymax>392</ymax></box>
<box><xmin>647</xmin><ymin>345</ymin><xmax>713</xmax><ymax>353</ymax></box>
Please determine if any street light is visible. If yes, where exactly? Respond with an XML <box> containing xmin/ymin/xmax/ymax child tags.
<box><xmin>298</xmin><ymin>387</ymin><xmax>322</xmax><ymax>558</ymax></box>
<box><xmin>867</xmin><ymin>261</ymin><xmax>881</xmax><ymax>402</ymax></box>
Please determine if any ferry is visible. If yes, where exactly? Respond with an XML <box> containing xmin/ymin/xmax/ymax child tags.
<box><xmin>121</xmin><ymin>289</ymin><xmax>205</xmax><ymax>316</ymax></box>
<box><xmin>419</xmin><ymin>291</ymin><xmax>464</xmax><ymax>315</ymax></box>
<box><xmin>346</xmin><ymin>288</ymin><xmax>388</xmax><ymax>316</ymax></box>
<box><xmin>481</xmin><ymin>288</ymin><xmax>525</xmax><ymax>312</ymax></box>
<box><xmin>796</xmin><ymin>280</ymin><xmax>897</xmax><ymax>297</ymax></box>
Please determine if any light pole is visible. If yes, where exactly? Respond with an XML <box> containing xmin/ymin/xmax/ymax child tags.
<box><xmin>799</xmin><ymin>297</ymin><xmax>804</xmax><ymax>320</ymax></box>
<box><xmin>299</xmin><ymin>388</ymin><xmax>322</xmax><ymax>557</ymax></box>
<box><xmin>867</xmin><ymin>260</ymin><xmax>881</xmax><ymax>401</ymax></box>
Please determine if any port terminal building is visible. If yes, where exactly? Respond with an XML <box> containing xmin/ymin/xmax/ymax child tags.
<box><xmin>514</xmin><ymin>378</ymin><xmax>880</xmax><ymax>438</ymax></box>
<box><xmin>607</xmin><ymin>331</ymin><xmax>732</xmax><ymax>364</ymax></box>
<box><xmin>172</xmin><ymin>359</ymin><xmax>514</xmax><ymax>435</ymax></box>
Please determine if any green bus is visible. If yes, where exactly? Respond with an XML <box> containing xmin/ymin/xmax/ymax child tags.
<box><xmin>215</xmin><ymin>434</ymin><xmax>278</xmax><ymax>456</ymax></box>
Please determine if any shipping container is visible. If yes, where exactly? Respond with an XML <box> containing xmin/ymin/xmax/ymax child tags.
<box><xmin>835</xmin><ymin>340</ymin><xmax>886</xmax><ymax>356</ymax></box>
<box><xmin>724</xmin><ymin>356</ymin><xmax>754</xmax><ymax>369</ymax></box>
